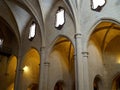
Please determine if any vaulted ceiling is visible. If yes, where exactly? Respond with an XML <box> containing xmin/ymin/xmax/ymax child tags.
<box><xmin>91</xmin><ymin>22</ymin><xmax>120</xmax><ymax>52</ymax></box>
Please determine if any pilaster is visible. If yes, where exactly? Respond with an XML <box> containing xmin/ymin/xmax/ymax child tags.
<box><xmin>39</xmin><ymin>46</ymin><xmax>46</xmax><ymax>90</ymax></box>
<box><xmin>82</xmin><ymin>51</ymin><xmax>90</xmax><ymax>90</ymax></box>
<box><xmin>74</xmin><ymin>33</ymin><xmax>84</xmax><ymax>90</ymax></box>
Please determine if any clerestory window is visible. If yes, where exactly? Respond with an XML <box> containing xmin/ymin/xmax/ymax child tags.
<box><xmin>55</xmin><ymin>7</ymin><xmax>65</xmax><ymax>30</ymax></box>
<box><xmin>28</xmin><ymin>22</ymin><xmax>36</xmax><ymax>41</ymax></box>
<box><xmin>91</xmin><ymin>0</ymin><xmax>106</xmax><ymax>12</ymax></box>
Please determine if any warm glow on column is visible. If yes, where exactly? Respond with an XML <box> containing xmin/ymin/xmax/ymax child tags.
<box><xmin>117</xmin><ymin>57</ymin><xmax>120</xmax><ymax>64</ymax></box>
<box><xmin>23</xmin><ymin>66</ymin><xmax>29</xmax><ymax>72</ymax></box>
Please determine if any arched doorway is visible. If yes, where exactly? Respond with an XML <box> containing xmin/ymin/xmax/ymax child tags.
<box><xmin>112</xmin><ymin>74</ymin><xmax>120</xmax><ymax>90</ymax></box>
<box><xmin>54</xmin><ymin>81</ymin><xmax>64</xmax><ymax>90</ymax></box>
<box><xmin>93</xmin><ymin>76</ymin><xmax>102</xmax><ymax>90</ymax></box>
<box><xmin>49</xmin><ymin>36</ymin><xmax>75</xmax><ymax>90</ymax></box>
<box><xmin>21</xmin><ymin>48</ymin><xmax>40</xmax><ymax>90</ymax></box>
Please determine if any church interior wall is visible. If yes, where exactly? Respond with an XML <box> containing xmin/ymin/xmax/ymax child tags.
<box><xmin>1</xmin><ymin>0</ymin><xmax>120</xmax><ymax>90</ymax></box>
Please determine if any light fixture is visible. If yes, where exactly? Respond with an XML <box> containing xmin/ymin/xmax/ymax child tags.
<box><xmin>23</xmin><ymin>65</ymin><xmax>29</xmax><ymax>72</ymax></box>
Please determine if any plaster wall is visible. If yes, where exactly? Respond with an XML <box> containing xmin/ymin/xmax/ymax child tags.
<box><xmin>80</xmin><ymin>0</ymin><xmax>120</xmax><ymax>47</ymax></box>
<box><xmin>20</xmin><ymin>49</ymin><xmax>40</xmax><ymax>90</ymax></box>
<box><xmin>6</xmin><ymin>1</ymin><xmax>31</xmax><ymax>36</ymax></box>
<box><xmin>88</xmin><ymin>39</ymin><xmax>106</xmax><ymax>90</ymax></box>
<box><xmin>45</xmin><ymin>1</ymin><xmax>75</xmax><ymax>47</ymax></box>
<box><xmin>48</xmin><ymin>50</ymin><xmax>73</xmax><ymax>90</ymax></box>
<box><xmin>104</xmin><ymin>36</ymin><xmax>120</xmax><ymax>90</ymax></box>
<box><xmin>0</xmin><ymin>55</ymin><xmax>17</xmax><ymax>90</ymax></box>
<box><xmin>21</xmin><ymin>21</ymin><xmax>41</xmax><ymax>57</ymax></box>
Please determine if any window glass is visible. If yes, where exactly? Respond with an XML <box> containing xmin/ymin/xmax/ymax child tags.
<box><xmin>55</xmin><ymin>7</ymin><xmax>65</xmax><ymax>30</ymax></box>
<box><xmin>91</xmin><ymin>0</ymin><xmax>106</xmax><ymax>12</ymax></box>
<box><xmin>29</xmin><ymin>22</ymin><xmax>36</xmax><ymax>41</ymax></box>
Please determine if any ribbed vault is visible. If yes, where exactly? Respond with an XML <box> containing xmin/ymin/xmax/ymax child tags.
<box><xmin>90</xmin><ymin>22</ymin><xmax>120</xmax><ymax>52</ymax></box>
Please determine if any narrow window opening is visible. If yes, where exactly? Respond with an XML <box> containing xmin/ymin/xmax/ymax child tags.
<box><xmin>55</xmin><ymin>7</ymin><xmax>65</xmax><ymax>30</ymax></box>
<box><xmin>0</xmin><ymin>38</ymin><xmax>3</xmax><ymax>47</ymax></box>
<box><xmin>91</xmin><ymin>0</ymin><xmax>106</xmax><ymax>12</ymax></box>
<box><xmin>28</xmin><ymin>22</ymin><xmax>36</xmax><ymax>41</ymax></box>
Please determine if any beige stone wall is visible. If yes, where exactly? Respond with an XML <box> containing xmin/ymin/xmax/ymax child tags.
<box><xmin>1</xmin><ymin>0</ymin><xmax>120</xmax><ymax>90</ymax></box>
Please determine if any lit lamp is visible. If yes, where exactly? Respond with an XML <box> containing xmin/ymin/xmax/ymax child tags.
<box><xmin>23</xmin><ymin>65</ymin><xmax>29</xmax><ymax>72</ymax></box>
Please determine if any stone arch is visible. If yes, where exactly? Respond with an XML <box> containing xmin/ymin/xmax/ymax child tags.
<box><xmin>11</xmin><ymin>0</ymin><xmax>45</xmax><ymax>47</ymax></box>
<box><xmin>50</xmin><ymin>35</ymin><xmax>75</xmax><ymax>50</ymax></box>
<box><xmin>87</xmin><ymin>20</ymin><xmax>120</xmax><ymax>58</ymax></box>
<box><xmin>85</xmin><ymin>18</ymin><xmax>120</xmax><ymax>50</ymax></box>
<box><xmin>0</xmin><ymin>16</ymin><xmax>18</xmax><ymax>90</ymax></box>
<box><xmin>88</xmin><ymin>19</ymin><xmax>120</xmax><ymax>90</ymax></box>
<box><xmin>45</xmin><ymin>0</ymin><xmax>75</xmax><ymax>46</ymax></box>
<box><xmin>0</xmin><ymin>1</ymin><xmax>20</xmax><ymax>41</ymax></box>
<box><xmin>48</xmin><ymin>36</ymin><xmax>75</xmax><ymax>90</ymax></box>
<box><xmin>0</xmin><ymin>16</ymin><xmax>19</xmax><ymax>55</ymax></box>
<box><xmin>21</xmin><ymin>18</ymin><xmax>42</xmax><ymax>57</ymax></box>
<box><xmin>20</xmin><ymin>48</ymin><xmax>40</xmax><ymax>90</ymax></box>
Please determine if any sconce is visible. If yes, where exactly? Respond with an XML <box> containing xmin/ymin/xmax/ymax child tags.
<box><xmin>19</xmin><ymin>65</ymin><xmax>29</xmax><ymax>73</ymax></box>
<box><xmin>23</xmin><ymin>65</ymin><xmax>29</xmax><ymax>72</ymax></box>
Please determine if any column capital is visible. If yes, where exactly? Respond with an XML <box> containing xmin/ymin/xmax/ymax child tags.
<box><xmin>18</xmin><ymin>69</ymin><xmax>24</xmax><ymax>72</ymax></box>
<box><xmin>44</xmin><ymin>62</ymin><xmax>50</xmax><ymax>66</ymax></box>
<box><xmin>82</xmin><ymin>52</ymin><xmax>89</xmax><ymax>57</ymax></box>
<box><xmin>74</xmin><ymin>33</ymin><xmax>82</xmax><ymax>38</ymax></box>
<box><xmin>40</xmin><ymin>46</ymin><xmax>46</xmax><ymax>52</ymax></box>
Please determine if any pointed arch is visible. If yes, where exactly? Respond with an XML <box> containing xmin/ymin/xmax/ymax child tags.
<box><xmin>48</xmin><ymin>36</ymin><xmax>76</xmax><ymax>90</ymax></box>
<box><xmin>0</xmin><ymin>1</ymin><xmax>20</xmax><ymax>42</ymax></box>
<box><xmin>20</xmin><ymin>48</ymin><xmax>40</xmax><ymax>90</ymax></box>
<box><xmin>85</xmin><ymin>18</ymin><xmax>120</xmax><ymax>51</ymax></box>
<box><xmin>11</xmin><ymin>0</ymin><xmax>45</xmax><ymax>47</ymax></box>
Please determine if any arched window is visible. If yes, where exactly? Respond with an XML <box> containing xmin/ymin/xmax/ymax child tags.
<box><xmin>91</xmin><ymin>0</ymin><xmax>106</xmax><ymax>12</ymax></box>
<box><xmin>55</xmin><ymin>7</ymin><xmax>65</xmax><ymax>30</ymax></box>
<box><xmin>28</xmin><ymin>22</ymin><xmax>36</xmax><ymax>41</ymax></box>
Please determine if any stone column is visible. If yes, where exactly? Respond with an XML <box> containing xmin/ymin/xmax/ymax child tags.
<box><xmin>39</xmin><ymin>46</ymin><xmax>46</xmax><ymax>90</ymax></box>
<box><xmin>39</xmin><ymin>47</ymin><xmax>50</xmax><ymax>90</ymax></box>
<box><xmin>74</xmin><ymin>33</ymin><xmax>84</xmax><ymax>90</ymax></box>
<box><xmin>82</xmin><ymin>52</ymin><xmax>89</xmax><ymax>90</ymax></box>
<box><xmin>43</xmin><ymin>62</ymin><xmax>50</xmax><ymax>90</ymax></box>
<box><xmin>14</xmin><ymin>55</ymin><xmax>23</xmax><ymax>90</ymax></box>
